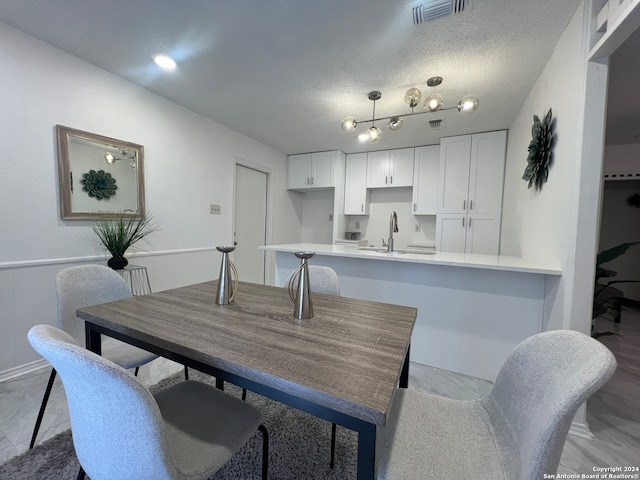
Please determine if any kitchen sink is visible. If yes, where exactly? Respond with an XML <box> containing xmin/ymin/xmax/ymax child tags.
<box><xmin>357</xmin><ymin>247</ymin><xmax>436</xmax><ymax>255</ymax></box>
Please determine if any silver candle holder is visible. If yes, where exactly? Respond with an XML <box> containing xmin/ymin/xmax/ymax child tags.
<box><xmin>215</xmin><ymin>246</ymin><xmax>238</xmax><ymax>305</ymax></box>
<box><xmin>287</xmin><ymin>251</ymin><xmax>315</xmax><ymax>319</ymax></box>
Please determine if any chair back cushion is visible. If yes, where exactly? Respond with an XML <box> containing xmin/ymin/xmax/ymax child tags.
<box><xmin>56</xmin><ymin>265</ymin><xmax>132</xmax><ymax>345</ymax></box>
<box><xmin>308</xmin><ymin>265</ymin><xmax>340</xmax><ymax>296</ymax></box>
<box><xmin>480</xmin><ymin>330</ymin><xmax>616</xmax><ymax>479</ymax></box>
<box><xmin>28</xmin><ymin>324</ymin><xmax>177</xmax><ymax>480</ymax></box>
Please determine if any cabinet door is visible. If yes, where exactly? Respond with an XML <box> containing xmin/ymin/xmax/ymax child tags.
<box><xmin>287</xmin><ymin>154</ymin><xmax>311</xmax><ymax>190</ymax></box>
<box><xmin>310</xmin><ymin>151</ymin><xmax>335</xmax><ymax>188</ymax></box>
<box><xmin>436</xmin><ymin>214</ymin><xmax>467</xmax><ymax>253</ymax></box>
<box><xmin>389</xmin><ymin>148</ymin><xmax>414</xmax><ymax>187</ymax></box>
<box><xmin>412</xmin><ymin>146</ymin><xmax>439</xmax><ymax>214</ymax></box>
<box><xmin>437</xmin><ymin>135</ymin><xmax>472</xmax><ymax>213</ymax></box>
<box><xmin>468</xmin><ymin>131</ymin><xmax>507</xmax><ymax>214</ymax></box>
<box><xmin>344</xmin><ymin>153</ymin><xmax>369</xmax><ymax>215</ymax></box>
<box><xmin>366</xmin><ymin>150</ymin><xmax>391</xmax><ymax>188</ymax></box>
<box><xmin>465</xmin><ymin>214</ymin><xmax>501</xmax><ymax>255</ymax></box>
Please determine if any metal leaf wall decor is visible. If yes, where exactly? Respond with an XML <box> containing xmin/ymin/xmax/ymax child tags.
<box><xmin>81</xmin><ymin>169</ymin><xmax>118</xmax><ymax>199</ymax></box>
<box><xmin>522</xmin><ymin>108</ymin><xmax>554</xmax><ymax>191</ymax></box>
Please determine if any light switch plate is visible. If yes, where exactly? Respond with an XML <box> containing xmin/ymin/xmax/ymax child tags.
<box><xmin>210</xmin><ymin>204</ymin><xmax>222</xmax><ymax>215</ymax></box>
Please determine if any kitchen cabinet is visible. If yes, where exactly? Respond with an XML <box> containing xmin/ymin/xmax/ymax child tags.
<box><xmin>366</xmin><ymin>148</ymin><xmax>414</xmax><ymax>188</ymax></box>
<box><xmin>436</xmin><ymin>213</ymin><xmax>501</xmax><ymax>255</ymax></box>
<box><xmin>437</xmin><ymin>131</ymin><xmax>506</xmax><ymax>214</ymax></box>
<box><xmin>436</xmin><ymin>130</ymin><xmax>507</xmax><ymax>254</ymax></box>
<box><xmin>344</xmin><ymin>153</ymin><xmax>370</xmax><ymax>215</ymax></box>
<box><xmin>287</xmin><ymin>151</ymin><xmax>337</xmax><ymax>190</ymax></box>
<box><xmin>412</xmin><ymin>145</ymin><xmax>439</xmax><ymax>215</ymax></box>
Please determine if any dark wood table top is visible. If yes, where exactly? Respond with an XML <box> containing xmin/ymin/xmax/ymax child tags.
<box><xmin>78</xmin><ymin>280</ymin><xmax>417</xmax><ymax>426</ymax></box>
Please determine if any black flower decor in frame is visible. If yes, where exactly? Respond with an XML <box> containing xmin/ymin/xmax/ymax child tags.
<box><xmin>81</xmin><ymin>169</ymin><xmax>118</xmax><ymax>200</ymax></box>
<box><xmin>522</xmin><ymin>108</ymin><xmax>555</xmax><ymax>191</ymax></box>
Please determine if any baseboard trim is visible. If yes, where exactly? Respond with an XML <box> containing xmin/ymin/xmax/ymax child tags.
<box><xmin>568</xmin><ymin>420</ymin><xmax>595</xmax><ymax>439</ymax></box>
<box><xmin>0</xmin><ymin>359</ymin><xmax>49</xmax><ymax>382</ymax></box>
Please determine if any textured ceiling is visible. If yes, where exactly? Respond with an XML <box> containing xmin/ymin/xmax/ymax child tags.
<box><xmin>4</xmin><ymin>0</ymin><xmax>631</xmax><ymax>155</ymax></box>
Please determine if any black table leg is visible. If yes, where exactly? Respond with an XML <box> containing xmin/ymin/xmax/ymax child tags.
<box><xmin>399</xmin><ymin>344</ymin><xmax>410</xmax><ymax>388</ymax></box>
<box><xmin>356</xmin><ymin>422</ymin><xmax>377</xmax><ymax>480</ymax></box>
<box><xmin>85</xmin><ymin>323</ymin><xmax>101</xmax><ymax>355</ymax></box>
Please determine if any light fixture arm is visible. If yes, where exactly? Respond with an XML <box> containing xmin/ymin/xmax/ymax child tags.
<box><xmin>359</xmin><ymin>105</ymin><xmax>460</xmax><ymax>125</ymax></box>
<box><xmin>341</xmin><ymin>77</ymin><xmax>479</xmax><ymax>144</ymax></box>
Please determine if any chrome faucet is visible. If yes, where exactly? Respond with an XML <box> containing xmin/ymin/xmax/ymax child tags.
<box><xmin>387</xmin><ymin>211</ymin><xmax>398</xmax><ymax>252</ymax></box>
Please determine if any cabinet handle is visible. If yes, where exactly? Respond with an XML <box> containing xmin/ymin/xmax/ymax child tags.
<box><xmin>470</xmin><ymin>200</ymin><xmax>473</xmax><ymax>210</ymax></box>
<box><xmin>469</xmin><ymin>217</ymin><xmax>472</xmax><ymax>227</ymax></box>
<box><xmin>311</xmin><ymin>176</ymin><xmax>314</xmax><ymax>185</ymax></box>
<box><xmin>413</xmin><ymin>203</ymin><xmax>416</xmax><ymax>212</ymax></box>
<box><xmin>462</xmin><ymin>217</ymin><xmax>465</xmax><ymax>227</ymax></box>
<box><xmin>390</xmin><ymin>175</ymin><xmax>393</xmax><ymax>184</ymax></box>
<box><xmin>463</xmin><ymin>200</ymin><xmax>466</xmax><ymax>210</ymax></box>
<box><xmin>361</xmin><ymin>204</ymin><xmax>364</xmax><ymax>213</ymax></box>
<box><xmin>385</xmin><ymin>175</ymin><xmax>388</xmax><ymax>185</ymax></box>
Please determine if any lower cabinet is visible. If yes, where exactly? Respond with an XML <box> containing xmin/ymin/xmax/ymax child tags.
<box><xmin>436</xmin><ymin>214</ymin><xmax>501</xmax><ymax>255</ymax></box>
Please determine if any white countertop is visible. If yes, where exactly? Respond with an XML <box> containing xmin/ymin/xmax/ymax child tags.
<box><xmin>261</xmin><ymin>243</ymin><xmax>562</xmax><ymax>275</ymax></box>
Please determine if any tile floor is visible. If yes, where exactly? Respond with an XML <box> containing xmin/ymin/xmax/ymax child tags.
<box><xmin>0</xmin><ymin>312</ymin><xmax>638</xmax><ymax>474</ymax></box>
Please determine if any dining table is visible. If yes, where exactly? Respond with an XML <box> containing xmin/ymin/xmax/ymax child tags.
<box><xmin>77</xmin><ymin>280</ymin><xmax>417</xmax><ymax>479</ymax></box>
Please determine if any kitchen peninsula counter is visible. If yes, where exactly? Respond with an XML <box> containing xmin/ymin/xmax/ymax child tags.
<box><xmin>261</xmin><ymin>243</ymin><xmax>561</xmax><ymax>276</ymax></box>
<box><xmin>261</xmin><ymin>243</ymin><xmax>562</xmax><ymax>381</ymax></box>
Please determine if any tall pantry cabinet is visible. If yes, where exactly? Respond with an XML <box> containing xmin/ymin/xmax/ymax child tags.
<box><xmin>435</xmin><ymin>130</ymin><xmax>507</xmax><ymax>254</ymax></box>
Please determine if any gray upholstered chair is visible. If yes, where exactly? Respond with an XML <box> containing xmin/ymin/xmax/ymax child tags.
<box><xmin>377</xmin><ymin>330</ymin><xmax>617</xmax><ymax>480</ymax></box>
<box><xmin>308</xmin><ymin>265</ymin><xmax>341</xmax><ymax>296</ymax></box>
<box><xmin>29</xmin><ymin>264</ymin><xmax>159</xmax><ymax>448</ymax></box>
<box><xmin>28</xmin><ymin>324</ymin><xmax>268</xmax><ymax>480</ymax></box>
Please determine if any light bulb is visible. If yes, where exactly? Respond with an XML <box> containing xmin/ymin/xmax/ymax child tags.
<box><xmin>424</xmin><ymin>94</ymin><xmax>444</xmax><ymax>112</ymax></box>
<box><xmin>154</xmin><ymin>54</ymin><xmax>177</xmax><ymax>70</ymax></box>
<box><xmin>387</xmin><ymin>116</ymin><xmax>404</xmax><ymax>131</ymax></box>
<box><xmin>457</xmin><ymin>96</ymin><xmax>479</xmax><ymax>114</ymax></box>
<box><xmin>404</xmin><ymin>88</ymin><xmax>422</xmax><ymax>108</ymax></box>
<box><xmin>341</xmin><ymin>116</ymin><xmax>358</xmax><ymax>132</ymax></box>
<box><xmin>368</xmin><ymin>126</ymin><xmax>381</xmax><ymax>143</ymax></box>
<box><xmin>358</xmin><ymin>131</ymin><xmax>371</xmax><ymax>142</ymax></box>
<box><xmin>104</xmin><ymin>153</ymin><xmax>116</xmax><ymax>164</ymax></box>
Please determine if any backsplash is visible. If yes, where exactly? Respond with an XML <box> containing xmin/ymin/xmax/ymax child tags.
<box><xmin>345</xmin><ymin>188</ymin><xmax>436</xmax><ymax>248</ymax></box>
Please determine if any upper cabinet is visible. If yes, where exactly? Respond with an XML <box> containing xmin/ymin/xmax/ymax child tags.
<box><xmin>287</xmin><ymin>151</ymin><xmax>338</xmax><ymax>191</ymax></box>
<box><xmin>412</xmin><ymin>145</ymin><xmax>439</xmax><ymax>215</ymax></box>
<box><xmin>437</xmin><ymin>131</ymin><xmax>507</xmax><ymax>215</ymax></box>
<box><xmin>344</xmin><ymin>153</ymin><xmax>370</xmax><ymax>215</ymax></box>
<box><xmin>366</xmin><ymin>148</ymin><xmax>414</xmax><ymax>188</ymax></box>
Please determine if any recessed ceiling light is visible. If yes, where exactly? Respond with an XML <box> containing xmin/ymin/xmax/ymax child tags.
<box><xmin>153</xmin><ymin>54</ymin><xmax>176</xmax><ymax>70</ymax></box>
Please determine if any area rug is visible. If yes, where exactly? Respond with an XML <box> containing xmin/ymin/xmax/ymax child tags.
<box><xmin>0</xmin><ymin>371</ymin><xmax>358</xmax><ymax>479</ymax></box>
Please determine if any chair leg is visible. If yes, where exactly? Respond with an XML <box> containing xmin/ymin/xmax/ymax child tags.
<box><xmin>134</xmin><ymin>366</ymin><xmax>140</xmax><ymax>376</ymax></box>
<box><xmin>258</xmin><ymin>424</ymin><xmax>269</xmax><ymax>480</ymax></box>
<box><xmin>76</xmin><ymin>466</ymin><xmax>86</xmax><ymax>480</ymax></box>
<box><xmin>184</xmin><ymin>366</ymin><xmax>189</xmax><ymax>380</ymax></box>
<box><xmin>29</xmin><ymin>368</ymin><xmax>57</xmax><ymax>449</ymax></box>
<box><xmin>330</xmin><ymin>422</ymin><xmax>337</xmax><ymax>469</ymax></box>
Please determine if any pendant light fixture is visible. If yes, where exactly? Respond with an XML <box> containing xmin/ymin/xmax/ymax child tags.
<box><xmin>341</xmin><ymin>76</ymin><xmax>479</xmax><ymax>143</ymax></box>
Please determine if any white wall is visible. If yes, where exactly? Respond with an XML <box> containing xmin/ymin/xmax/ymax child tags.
<box><xmin>0</xmin><ymin>21</ymin><xmax>301</xmax><ymax>375</ymax></box>
<box><xmin>345</xmin><ymin>189</ymin><xmax>437</xmax><ymax>248</ymax></box>
<box><xmin>501</xmin><ymin>3</ymin><xmax>591</xmax><ymax>331</ymax></box>
<box><xmin>603</xmin><ymin>143</ymin><xmax>640</xmax><ymax>174</ymax></box>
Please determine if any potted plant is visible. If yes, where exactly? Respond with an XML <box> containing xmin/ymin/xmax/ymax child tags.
<box><xmin>592</xmin><ymin>241</ymin><xmax>640</xmax><ymax>336</ymax></box>
<box><xmin>93</xmin><ymin>211</ymin><xmax>158</xmax><ymax>269</ymax></box>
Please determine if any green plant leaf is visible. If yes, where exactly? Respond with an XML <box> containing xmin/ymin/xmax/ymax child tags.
<box><xmin>596</xmin><ymin>241</ymin><xmax>640</xmax><ymax>266</ymax></box>
<box><xmin>93</xmin><ymin>211</ymin><xmax>158</xmax><ymax>257</ymax></box>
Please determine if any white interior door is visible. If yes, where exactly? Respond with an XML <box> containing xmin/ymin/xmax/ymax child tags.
<box><xmin>234</xmin><ymin>164</ymin><xmax>268</xmax><ymax>284</ymax></box>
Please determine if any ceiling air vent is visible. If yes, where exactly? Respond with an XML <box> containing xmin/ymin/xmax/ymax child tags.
<box><xmin>412</xmin><ymin>0</ymin><xmax>470</xmax><ymax>25</ymax></box>
<box><xmin>428</xmin><ymin>119</ymin><xmax>445</xmax><ymax>130</ymax></box>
